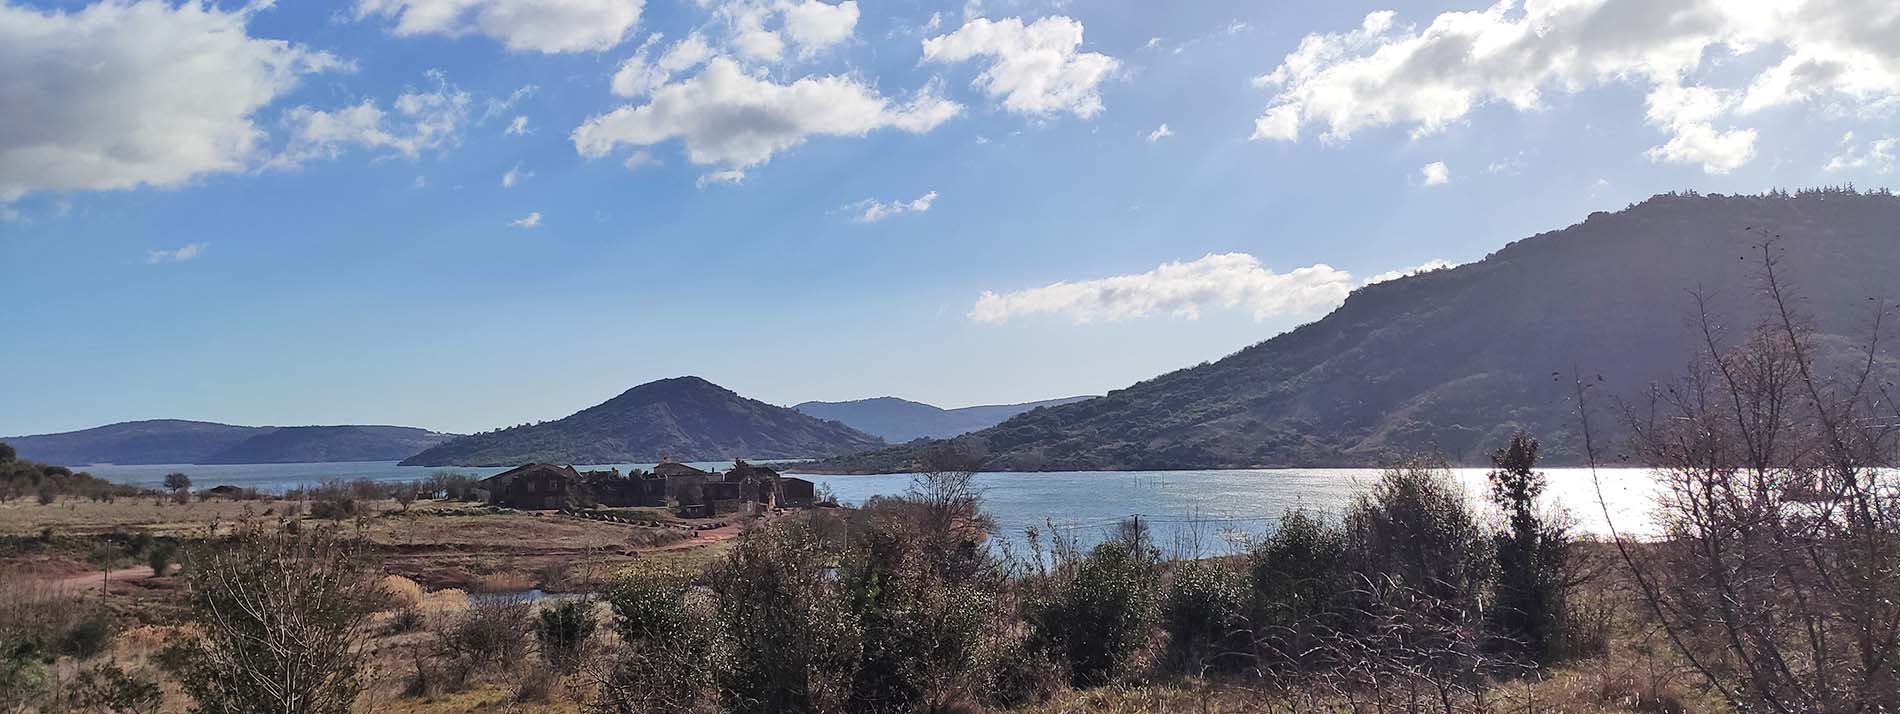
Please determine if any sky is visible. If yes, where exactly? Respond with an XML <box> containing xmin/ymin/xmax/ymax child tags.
<box><xmin>3</xmin><ymin>0</ymin><xmax>1899</xmax><ymax>436</ymax></box>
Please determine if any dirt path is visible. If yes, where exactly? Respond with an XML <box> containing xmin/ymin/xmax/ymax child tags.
<box><xmin>50</xmin><ymin>565</ymin><xmax>160</xmax><ymax>591</ymax></box>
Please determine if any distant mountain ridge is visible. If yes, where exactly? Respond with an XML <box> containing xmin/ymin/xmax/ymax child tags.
<box><xmin>803</xmin><ymin>189</ymin><xmax>1900</xmax><ymax>473</ymax></box>
<box><xmin>4</xmin><ymin>420</ymin><xmax>456</xmax><ymax>466</ymax></box>
<box><xmin>793</xmin><ymin>396</ymin><xmax>1095</xmax><ymax>442</ymax></box>
<box><xmin>402</xmin><ymin>376</ymin><xmax>886</xmax><ymax>467</ymax></box>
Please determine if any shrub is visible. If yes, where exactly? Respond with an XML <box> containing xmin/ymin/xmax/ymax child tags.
<box><xmin>62</xmin><ymin>662</ymin><xmax>162</xmax><ymax>714</ymax></box>
<box><xmin>1341</xmin><ymin>460</ymin><xmax>1495</xmax><ymax>688</ymax></box>
<box><xmin>310</xmin><ymin>480</ymin><xmax>358</xmax><ymax>520</ymax></box>
<box><xmin>1248</xmin><ymin>510</ymin><xmax>1350</xmax><ymax>670</ymax></box>
<box><xmin>1161</xmin><ymin>559</ymin><xmax>1250</xmax><ymax>675</ymax></box>
<box><xmin>1486</xmin><ymin>433</ymin><xmax>1576</xmax><ymax>662</ymax></box>
<box><xmin>54</xmin><ymin>613</ymin><xmax>116</xmax><ymax>660</ymax></box>
<box><xmin>534</xmin><ymin>599</ymin><xmax>597</xmax><ymax>672</ymax></box>
<box><xmin>435</xmin><ymin>598</ymin><xmax>530</xmax><ymax>688</ymax></box>
<box><xmin>596</xmin><ymin>570</ymin><xmax>719</xmax><ymax>714</ymax></box>
<box><xmin>147</xmin><ymin>542</ymin><xmax>177</xmax><ymax>578</ymax></box>
<box><xmin>841</xmin><ymin>515</ymin><xmax>1000</xmax><ymax>713</ymax></box>
<box><xmin>1028</xmin><ymin>527</ymin><xmax>1161</xmax><ymax>687</ymax></box>
<box><xmin>160</xmin><ymin>524</ymin><xmax>381</xmax><ymax>714</ymax></box>
<box><xmin>1344</xmin><ymin>459</ymin><xmax>1491</xmax><ymax>616</ymax></box>
<box><xmin>706</xmin><ymin>523</ymin><xmax>860</xmax><ymax>714</ymax></box>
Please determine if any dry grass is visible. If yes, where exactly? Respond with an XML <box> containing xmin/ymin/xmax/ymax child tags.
<box><xmin>0</xmin><ymin>496</ymin><xmax>299</xmax><ymax>536</ymax></box>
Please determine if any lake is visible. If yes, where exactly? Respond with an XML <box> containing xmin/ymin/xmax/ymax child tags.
<box><xmin>80</xmin><ymin>461</ymin><xmax>1665</xmax><ymax>553</ymax></box>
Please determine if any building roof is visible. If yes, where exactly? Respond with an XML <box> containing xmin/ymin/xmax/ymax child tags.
<box><xmin>653</xmin><ymin>462</ymin><xmax>709</xmax><ymax>478</ymax></box>
<box><xmin>480</xmin><ymin>463</ymin><xmax>582</xmax><ymax>487</ymax></box>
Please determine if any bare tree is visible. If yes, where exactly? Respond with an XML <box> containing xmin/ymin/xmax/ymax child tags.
<box><xmin>160</xmin><ymin>523</ymin><xmax>383</xmax><ymax>714</ymax></box>
<box><xmin>1596</xmin><ymin>235</ymin><xmax>1900</xmax><ymax>712</ymax></box>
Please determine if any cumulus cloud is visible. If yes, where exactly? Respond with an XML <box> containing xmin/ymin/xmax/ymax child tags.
<box><xmin>1252</xmin><ymin>1</ymin><xmax>1900</xmax><ymax>174</ymax></box>
<box><xmin>353</xmin><ymin>0</ymin><xmax>645</xmax><ymax>53</ymax></box>
<box><xmin>852</xmin><ymin>190</ymin><xmax>938</xmax><ymax>222</ymax></box>
<box><xmin>780</xmin><ymin>0</ymin><xmax>859</xmax><ymax>56</ymax></box>
<box><xmin>574</xmin><ymin>57</ymin><xmax>961</xmax><ymax>169</ymax></box>
<box><xmin>923</xmin><ymin>15</ymin><xmax>1120</xmax><ymax>118</ymax></box>
<box><xmin>505</xmin><ymin>116</ymin><xmax>530</xmax><ymax>135</ymax></box>
<box><xmin>1826</xmin><ymin>131</ymin><xmax>1898</xmax><ymax>174</ymax></box>
<box><xmin>1420</xmin><ymin>161</ymin><xmax>1450</xmax><ymax>186</ymax></box>
<box><xmin>510</xmin><ymin>211</ymin><xmax>542</xmax><ymax>228</ymax></box>
<box><xmin>1362</xmin><ymin>258</ymin><xmax>1455</xmax><ymax>286</ymax></box>
<box><xmin>146</xmin><ymin>242</ymin><xmax>209</xmax><ymax>264</ymax></box>
<box><xmin>968</xmin><ymin>253</ymin><xmax>1357</xmax><ymax>324</ymax></box>
<box><xmin>1147</xmin><ymin>123</ymin><xmax>1173</xmax><ymax>142</ymax></box>
<box><xmin>501</xmin><ymin>164</ymin><xmax>530</xmax><ymax>187</ymax></box>
<box><xmin>268</xmin><ymin>70</ymin><xmax>472</xmax><ymax>170</ymax></box>
<box><xmin>705</xmin><ymin>0</ymin><xmax>859</xmax><ymax>63</ymax></box>
<box><xmin>0</xmin><ymin>1</ymin><xmax>343</xmax><ymax>205</ymax></box>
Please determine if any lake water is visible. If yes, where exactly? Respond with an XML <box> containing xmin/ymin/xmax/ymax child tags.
<box><xmin>81</xmin><ymin>461</ymin><xmax>1665</xmax><ymax>553</ymax></box>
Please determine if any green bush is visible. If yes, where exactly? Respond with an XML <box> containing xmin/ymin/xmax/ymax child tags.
<box><xmin>1345</xmin><ymin>459</ymin><xmax>1492</xmax><ymax>614</ymax></box>
<box><xmin>841</xmin><ymin>518</ymin><xmax>999</xmax><ymax>713</ymax></box>
<box><xmin>1028</xmin><ymin>532</ymin><xmax>1160</xmax><ymax>687</ymax></box>
<box><xmin>706</xmin><ymin>523</ymin><xmax>861</xmax><ymax>714</ymax></box>
<box><xmin>1161</xmin><ymin>559</ymin><xmax>1250</xmax><ymax>675</ymax></box>
<box><xmin>597</xmin><ymin>570</ymin><xmax>718</xmax><ymax>714</ymax></box>
<box><xmin>1487</xmin><ymin>433</ymin><xmax>1576</xmax><ymax>662</ymax></box>
<box><xmin>1245</xmin><ymin>510</ymin><xmax>1351</xmax><ymax>672</ymax></box>
<box><xmin>534</xmin><ymin>599</ymin><xmax>597</xmax><ymax>672</ymax></box>
<box><xmin>54</xmin><ymin>614</ymin><xmax>116</xmax><ymax>660</ymax></box>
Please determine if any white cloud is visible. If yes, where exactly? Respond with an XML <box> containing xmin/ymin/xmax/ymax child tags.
<box><xmin>505</xmin><ymin>116</ymin><xmax>530</xmax><ymax>135</ymax></box>
<box><xmin>0</xmin><ymin>1</ymin><xmax>344</xmax><ymax>205</ymax></box>
<box><xmin>1147</xmin><ymin>123</ymin><xmax>1173</xmax><ymax>142</ymax></box>
<box><xmin>704</xmin><ymin>0</ymin><xmax>858</xmax><ymax>63</ymax></box>
<box><xmin>574</xmin><ymin>57</ymin><xmax>961</xmax><ymax>169</ymax></box>
<box><xmin>969</xmin><ymin>253</ymin><xmax>1357</xmax><ymax>324</ymax></box>
<box><xmin>414</xmin><ymin>175</ymin><xmax>428</xmax><ymax>188</ymax></box>
<box><xmin>510</xmin><ymin>211</ymin><xmax>542</xmax><ymax>228</ymax></box>
<box><xmin>1143</xmin><ymin>37</ymin><xmax>1161</xmax><ymax>50</ymax></box>
<box><xmin>501</xmin><ymin>164</ymin><xmax>530</xmax><ymax>187</ymax></box>
<box><xmin>353</xmin><ymin>0</ymin><xmax>645</xmax><ymax>53</ymax></box>
<box><xmin>696</xmin><ymin>169</ymin><xmax>747</xmax><ymax>188</ymax></box>
<box><xmin>480</xmin><ymin>84</ymin><xmax>538</xmax><ymax>123</ymax></box>
<box><xmin>1825</xmin><ymin>131</ymin><xmax>1898</xmax><ymax>174</ymax></box>
<box><xmin>923</xmin><ymin>15</ymin><xmax>1120</xmax><ymax>119</ymax></box>
<box><xmin>611</xmin><ymin>33</ymin><xmax>713</xmax><ymax>98</ymax></box>
<box><xmin>1362</xmin><ymin>258</ymin><xmax>1454</xmax><ymax>286</ymax></box>
<box><xmin>779</xmin><ymin>0</ymin><xmax>859</xmax><ymax>56</ymax></box>
<box><xmin>852</xmin><ymin>190</ymin><xmax>938</xmax><ymax>222</ymax></box>
<box><xmin>1420</xmin><ymin>161</ymin><xmax>1450</xmax><ymax>186</ymax></box>
<box><xmin>1252</xmin><ymin>1</ymin><xmax>1900</xmax><ymax>174</ymax></box>
<box><xmin>269</xmin><ymin>71</ymin><xmax>472</xmax><ymax>170</ymax></box>
<box><xmin>623</xmin><ymin>150</ymin><xmax>663</xmax><ymax>171</ymax></box>
<box><xmin>146</xmin><ymin>242</ymin><xmax>209</xmax><ymax>264</ymax></box>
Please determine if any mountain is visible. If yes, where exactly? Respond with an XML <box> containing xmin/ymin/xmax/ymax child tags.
<box><xmin>5</xmin><ymin>420</ymin><xmax>267</xmax><ymax>466</ymax></box>
<box><xmin>792</xmin><ymin>396</ymin><xmax>1096</xmax><ymax>442</ymax></box>
<box><xmin>803</xmin><ymin>189</ymin><xmax>1900</xmax><ymax>473</ymax></box>
<box><xmin>199</xmin><ymin>426</ymin><xmax>455</xmax><ymax>464</ymax></box>
<box><xmin>4</xmin><ymin>420</ymin><xmax>455</xmax><ymax>465</ymax></box>
<box><xmin>401</xmin><ymin>376</ymin><xmax>887</xmax><ymax>467</ymax></box>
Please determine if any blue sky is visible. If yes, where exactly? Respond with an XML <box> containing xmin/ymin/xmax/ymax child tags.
<box><xmin>3</xmin><ymin>0</ymin><xmax>1898</xmax><ymax>436</ymax></box>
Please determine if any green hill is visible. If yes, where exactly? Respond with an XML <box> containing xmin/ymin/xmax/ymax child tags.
<box><xmin>792</xmin><ymin>395</ymin><xmax>1095</xmax><ymax>442</ymax></box>
<box><xmin>804</xmin><ymin>189</ymin><xmax>1900</xmax><ymax>473</ymax></box>
<box><xmin>401</xmin><ymin>376</ymin><xmax>887</xmax><ymax>467</ymax></box>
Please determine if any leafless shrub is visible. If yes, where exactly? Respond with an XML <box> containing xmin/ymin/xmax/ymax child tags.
<box><xmin>1587</xmin><ymin>235</ymin><xmax>1900</xmax><ymax>711</ymax></box>
<box><xmin>158</xmin><ymin>523</ymin><xmax>382</xmax><ymax>714</ymax></box>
